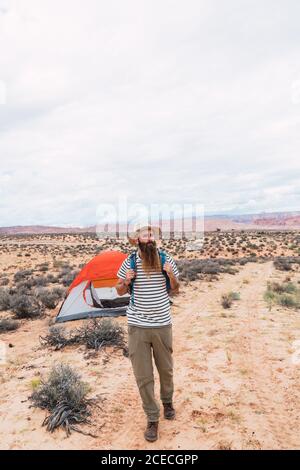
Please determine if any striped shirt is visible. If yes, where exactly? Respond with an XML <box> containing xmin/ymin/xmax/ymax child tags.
<box><xmin>117</xmin><ymin>250</ymin><xmax>180</xmax><ymax>328</ymax></box>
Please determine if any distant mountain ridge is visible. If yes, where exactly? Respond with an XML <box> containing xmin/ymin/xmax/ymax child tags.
<box><xmin>0</xmin><ymin>225</ymin><xmax>96</xmax><ymax>234</ymax></box>
<box><xmin>0</xmin><ymin>211</ymin><xmax>300</xmax><ymax>234</ymax></box>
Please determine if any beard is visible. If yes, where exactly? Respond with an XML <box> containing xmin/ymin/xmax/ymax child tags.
<box><xmin>138</xmin><ymin>240</ymin><xmax>161</xmax><ymax>274</ymax></box>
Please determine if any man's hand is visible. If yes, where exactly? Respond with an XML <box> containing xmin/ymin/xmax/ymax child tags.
<box><xmin>163</xmin><ymin>262</ymin><xmax>173</xmax><ymax>275</ymax></box>
<box><xmin>125</xmin><ymin>269</ymin><xmax>136</xmax><ymax>284</ymax></box>
<box><xmin>116</xmin><ymin>270</ymin><xmax>136</xmax><ymax>296</ymax></box>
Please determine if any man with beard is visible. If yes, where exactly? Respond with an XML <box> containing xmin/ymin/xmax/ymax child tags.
<box><xmin>116</xmin><ymin>223</ymin><xmax>180</xmax><ymax>442</ymax></box>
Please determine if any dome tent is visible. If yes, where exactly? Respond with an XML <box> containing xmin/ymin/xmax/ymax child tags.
<box><xmin>55</xmin><ymin>251</ymin><xmax>129</xmax><ymax>323</ymax></box>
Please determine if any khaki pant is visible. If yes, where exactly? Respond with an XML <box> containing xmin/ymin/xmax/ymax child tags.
<box><xmin>127</xmin><ymin>324</ymin><xmax>174</xmax><ymax>422</ymax></box>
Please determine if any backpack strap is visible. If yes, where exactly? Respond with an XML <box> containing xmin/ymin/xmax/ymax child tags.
<box><xmin>128</xmin><ymin>250</ymin><xmax>137</xmax><ymax>305</ymax></box>
<box><xmin>158</xmin><ymin>249</ymin><xmax>171</xmax><ymax>292</ymax></box>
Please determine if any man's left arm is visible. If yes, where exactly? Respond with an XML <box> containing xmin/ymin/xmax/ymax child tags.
<box><xmin>168</xmin><ymin>270</ymin><xmax>180</xmax><ymax>294</ymax></box>
<box><xmin>163</xmin><ymin>256</ymin><xmax>180</xmax><ymax>295</ymax></box>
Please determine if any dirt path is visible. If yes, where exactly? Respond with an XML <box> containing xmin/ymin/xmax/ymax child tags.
<box><xmin>1</xmin><ymin>260</ymin><xmax>300</xmax><ymax>449</ymax></box>
<box><xmin>94</xmin><ymin>260</ymin><xmax>300</xmax><ymax>450</ymax></box>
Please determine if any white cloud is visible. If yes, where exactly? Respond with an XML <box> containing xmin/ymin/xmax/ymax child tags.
<box><xmin>0</xmin><ymin>0</ymin><xmax>300</xmax><ymax>225</ymax></box>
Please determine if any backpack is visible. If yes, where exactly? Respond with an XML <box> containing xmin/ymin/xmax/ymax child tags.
<box><xmin>128</xmin><ymin>248</ymin><xmax>171</xmax><ymax>306</ymax></box>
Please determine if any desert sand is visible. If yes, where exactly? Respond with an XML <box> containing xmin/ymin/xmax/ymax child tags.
<box><xmin>1</xmin><ymin>234</ymin><xmax>300</xmax><ymax>449</ymax></box>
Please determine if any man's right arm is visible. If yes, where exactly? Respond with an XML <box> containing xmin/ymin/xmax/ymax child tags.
<box><xmin>116</xmin><ymin>257</ymin><xmax>136</xmax><ymax>296</ymax></box>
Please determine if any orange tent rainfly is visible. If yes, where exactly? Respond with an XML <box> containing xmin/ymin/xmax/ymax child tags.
<box><xmin>55</xmin><ymin>250</ymin><xmax>129</xmax><ymax>323</ymax></box>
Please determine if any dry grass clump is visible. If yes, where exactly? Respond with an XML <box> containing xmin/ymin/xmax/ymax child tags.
<box><xmin>40</xmin><ymin>318</ymin><xmax>128</xmax><ymax>356</ymax></box>
<box><xmin>30</xmin><ymin>363</ymin><xmax>98</xmax><ymax>437</ymax></box>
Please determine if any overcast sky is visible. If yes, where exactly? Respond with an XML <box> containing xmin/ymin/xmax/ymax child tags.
<box><xmin>0</xmin><ymin>0</ymin><xmax>300</xmax><ymax>226</ymax></box>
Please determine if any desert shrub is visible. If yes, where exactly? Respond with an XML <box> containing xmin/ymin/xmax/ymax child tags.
<box><xmin>37</xmin><ymin>263</ymin><xmax>49</xmax><ymax>272</ymax></box>
<box><xmin>230</xmin><ymin>291</ymin><xmax>240</xmax><ymax>300</ymax></box>
<box><xmin>177</xmin><ymin>260</ymin><xmax>221</xmax><ymax>281</ymax></box>
<box><xmin>274</xmin><ymin>259</ymin><xmax>292</xmax><ymax>271</ymax></box>
<box><xmin>273</xmin><ymin>257</ymin><xmax>300</xmax><ymax>272</ymax></box>
<box><xmin>75</xmin><ymin>318</ymin><xmax>127</xmax><ymax>352</ymax></box>
<box><xmin>263</xmin><ymin>289</ymin><xmax>276</xmax><ymax>309</ymax></box>
<box><xmin>51</xmin><ymin>286</ymin><xmax>66</xmax><ymax>297</ymax></box>
<box><xmin>0</xmin><ymin>277</ymin><xmax>9</xmax><ymax>287</ymax></box>
<box><xmin>35</xmin><ymin>287</ymin><xmax>65</xmax><ymax>310</ymax></box>
<box><xmin>60</xmin><ymin>270</ymin><xmax>79</xmax><ymax>287</ymax></box>
<box><xmin>223</xmin><ymin>266</ymin><xmax>239</xmax><ymax>275</ymax></box>
<box><xmin>221</xmin><ymin>294</ymin><xmax>233</xmax><ymax>309</ymax></box>
<box><xmin>267</xmin><ymin>281</ymin><xmax>297</xmax><ymax>295</ymax></box>
<box><xmin>0</xmin><ymin>318</ymin><xmax>19</xmax><ymax>333</ymax></box>
<box><xmin>16</xmin><ymin>279</ymin><xmax>36</xmax><ymax>290</ymax></box>
<box><xmin>40</xmin><ymin>326</ymin><xmax>70</xmax><ymax>350</ymax></box>
<box><xmin>8</xmin><ymin>285</ymin><xmax>28</xmax><ymax>297</ymax></box>
<box><xmin>221</xmin><ymin>291</ymin><xmax>240</xmax><ymax>309</ymax></box>
<box><xmin>32</xmin><ymin>276</ymin><xmax>49</xmax><ymax>287</ymax></box>
<box><xmin>30</xmin><ymin>377</ymin><xmax>42</xmax><ymax>390</ymax></box>
<box><xmin>277</xmin><ymin>294</ymin><xmax>299</xmax><ymax>309</ymax></box>
<box><xmin>46</xmin><ymin>274</ymin><xmax>59</xmax><ymax>284</ymax></box>
<box><xmin>30</xmin><ymin>363</ymin><xmax>95</xmax><ymax>436</ymax></box>
<box><xmin>201</xmin><ymin>263</ymin><xmax>220</xmax><ymax>275</ymax></box>
<box><xmin>14</xmin><ymin>269</ymin><xmax>33</xmax><ymax>283</ymax></box>
<box><xmin>39</xmin><ymin>291</ymin><xmax>59</xmax><ymax>309</ymax></box>
<box><xmin>10</xmin><ymin>293</ymin><xmax>44</xmax><ymax>319</ymax></box>
<box><xmin>264</xmin><ymin>281</ymin><xmax>300</xmax><ymax>311</ymax></box>
<box><xmin>177</xmin><ymin>266</ymin><xmax>199</xmax><ymax>281</ymax></box>
<box><xmin>18</xmin><ymin>277</ymin><xmax>49</xmax><ymax>289</ymax></box>
<box><xmin>0</xmin><ymin>288</ymin><xmax>10</xmax><ymax>311</ymax></box>
<box><xmin>40</xmin><ymin>319</ymin><xmax>128</xmax><ymax>356</ymax></box>
<box><xmin>177</xmin><ymin>258</ymin><xmax>250</xmax><ymax>282</ymax></box>
<box><xmin>53</xmin><ymin>260</ymin><xmax>72</xmax><ymax>270</ymax></box>
<box><xmin>246</xmin><ymin>255</ymin><xmax>259</xmax><ymax>262</ymax></box>
<box><xmin>58</xmin><ymin>266</ymin><xmax>72</xmax><ymax>277</ymax></box>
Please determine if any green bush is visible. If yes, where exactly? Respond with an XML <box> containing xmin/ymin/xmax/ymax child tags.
<box><xmin>278</xmin><ymin>294</ymin><xmax>299</xmax><ymax>309</ymax></box>
<box><xmin>264</xmin><ymin>281</ymin><xmax>300</xmax><ymax>311</ymax></box>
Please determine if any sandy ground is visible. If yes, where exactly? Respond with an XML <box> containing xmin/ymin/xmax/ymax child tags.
<box><xmin>1</xmin><ymin>259</ymin><xmax>300</xmax><ymax>450</ymax></box>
